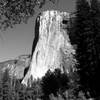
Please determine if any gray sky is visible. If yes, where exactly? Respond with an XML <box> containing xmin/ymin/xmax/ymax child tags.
<box><xmin>0</xmin><ymin>0</ymin><xmax>76</xmax><ymax>62</ymax></box>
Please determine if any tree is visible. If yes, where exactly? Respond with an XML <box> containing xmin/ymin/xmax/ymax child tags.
<box><xmin>86</xmin><ymin>0</ymin><xmax>100</xmax><ymax>97</ymax></box>
<box><xmin>0</xmin><ymin>77</ymin><xmax>3</xmax><ymax>100</ymax></box>
<box><xmin>1</xmin><ymin>69</ymin><xmax>12</xmax><ymax>100</ymax></box>
<box><xmin>70</xmin><ymin>0</ymin><xmax>90</xmax><ymax>95</ymax></box>
<box><xmin>41</xmin><ymin>69</ymin><xmax>69</xmax><ymax>100</ymax></box>
<box><xmin>0</xmin><ymin>0</ymin><xmax>57</xmax><ymax>30</ymax></box>
<box><xmin>71</xmin><ymin>0</ymin><xmax>100</xmax><ymax>98</ymax></box>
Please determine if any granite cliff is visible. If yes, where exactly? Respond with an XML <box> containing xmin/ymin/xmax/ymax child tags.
<box><xmin>0</xmin><ymin>10</ymin><xmax>77</xmax><ymax>85</ymax></box>
<box><xmin>22</xmin><ymin>10</ymin><xmax>77</xmax><ymax>85</ymax></box>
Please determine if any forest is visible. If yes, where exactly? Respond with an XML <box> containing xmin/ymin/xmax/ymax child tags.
<box><xmin>0</xmin><ymin>68</ymin><xmax>87</xmax><ymax>100</ymax></box>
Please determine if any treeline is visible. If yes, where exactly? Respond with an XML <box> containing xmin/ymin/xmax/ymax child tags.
<box><xmin>0</xmin><ymin>69</ymin><xmax>71</xmax><ymax>100</ymax></box>
<box><xmin>0</xmin><ymin>68</ymin><xmax>87</xmax><ymax>100</ymax></box>
<box><xmin>69</xmin><ymin>0</ymin><xmax>100</xmax><ymax>98</ymax></box>
<box><xmin>0</xmin><ymin>69</ymin><xmax>42</xmax><ymax>100</ymax></box>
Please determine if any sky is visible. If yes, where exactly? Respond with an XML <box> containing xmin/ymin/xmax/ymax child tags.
<box><xmin>0</xmin><ymin>0</ymin><xmax>76</xmax><ymax>62</ymax></box>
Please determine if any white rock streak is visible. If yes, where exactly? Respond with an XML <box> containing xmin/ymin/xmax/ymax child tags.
<box><xmin>22</xmin><ymin>10</ymin><xmax>77</xmax><ymax>85</ymax></box>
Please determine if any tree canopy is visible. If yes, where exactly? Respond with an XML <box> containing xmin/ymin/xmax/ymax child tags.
<box><xmin>70</xmin><ymin>0</ymin><xmax>100</xmax><ymax>98</ymax></box>
<box><xmin>0</xmin><ymin>0</ymin><xmax>57</xmax><ymax>30</ymax></box>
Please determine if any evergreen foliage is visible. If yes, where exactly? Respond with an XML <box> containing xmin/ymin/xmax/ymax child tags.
<box><xmin>88</xmin><ymin>0</ymin><xmax>100</xmax><ymax>97</ymax></box>
<box><xmin>0</xmin><ymin>68</ymin><xmax>93</xmax><ymax>100</ymax></box>
<box><xmin>0</xmin><ymin>69</ymin><xmax>43</xmax><ymax>100</ymax></box>
<box><xmin>69</xmin><ymin>0</ymin><xmax>100</xmax><ymax>98</ymax></box>
<box><xmin>41</xmin><ymin>68</ymin><xmax>69</xmax><ymax>100</ymax></box>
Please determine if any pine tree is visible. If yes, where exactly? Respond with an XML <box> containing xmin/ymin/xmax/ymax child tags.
<box><xmin>41</xmin><ymin>69</ymin><xmax>69</xmax><ymax>100</ymax></box>
<box><xmin>87</xmin><ymin>0</ymin><xmax>100</xmax><ymax>97</ymax></box>
<box><xmin>1</xmin><ymin>69</ymin><xmax>12</xmax><ymax>100</ymax></box>
<box><xmin>70</xmin><ymin>0</ymin><xmax>90</xmax><ymax>95</ymax></box>
<box><xmin>72</xmin><ymin>0</ymin><xmax>100</xmax><ymax>98</ymax></box>
<box><xmin>0</xmin><ymin>77</ymin><xmax>3</xmax><ymax>100</ymax></box>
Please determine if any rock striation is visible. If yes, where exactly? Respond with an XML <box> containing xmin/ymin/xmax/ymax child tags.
<box><xmin>22</xmin><ymin>10</ymin><xmax>77</xmax><ymax>85</ymax></box>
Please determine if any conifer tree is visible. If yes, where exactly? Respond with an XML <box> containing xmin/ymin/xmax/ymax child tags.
<box><xmin>72</xmin><ymin>0</ymin><xmax>100</xmax><ymax>98</ymax></box>
<box><xmin>1</xmin><ymin>69</ymin><xmax>11</xmax><ymax>100</ymax></box>
<box><xmin>87</xmin><ymin>0</ymin><xmax>100</xmax><ymax>97</ymax></box>
<box><xmin>0</xmin><ymin>77</ymin><xmax>3</xmax><ymax>100</ymax></box>
<box><xmin>41</xmin><ymin>69</ymin><xmax>69</xmax><ymax>100</ymax></box>
<box><xmin>71</xmin><ymin>0</ymin><xmax>90</xmax><ymax>94</ymax></box>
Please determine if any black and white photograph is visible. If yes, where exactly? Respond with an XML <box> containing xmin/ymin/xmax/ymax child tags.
<box><xmin>0</xmin><ymin>0</ymin><xmax>100</xmax><ymax>100</ymax></box>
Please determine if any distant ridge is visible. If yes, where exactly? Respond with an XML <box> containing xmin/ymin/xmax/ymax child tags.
<box><xmin>0</xmin><ymin>54</ymin><xmax>31</xmax><ymax>80</ymax></box>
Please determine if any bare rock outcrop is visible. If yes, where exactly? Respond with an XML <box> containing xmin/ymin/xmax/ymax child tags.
<box><xmin>0</xmin><ymin>55</ymin><xmax>31</xmax><ymax>79</ymax></box>
<box><xmin>22</xmin><ymin>10</ymin><xmax>77</xmax><ymax>85</ymax></box>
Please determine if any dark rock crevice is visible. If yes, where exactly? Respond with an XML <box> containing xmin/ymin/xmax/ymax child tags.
<box><xmin>31</xmin><ymin>15</ymin><xmax>40</xmax><ymax>59</ymax></box>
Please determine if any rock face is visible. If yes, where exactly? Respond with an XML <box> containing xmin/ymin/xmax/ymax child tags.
<box><xmin>22</xmin><ymin>10</ymin><xmax>77</xmax><ymax>85</ymax></box>
<box><xmin>0</xmin><ymin>55</ymin><xmax>31</xmax><ymax>79</ymax></box>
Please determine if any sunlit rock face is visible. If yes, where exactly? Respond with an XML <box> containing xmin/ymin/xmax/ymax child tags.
<box><xmin>22</xmin><ymin>10</ymin><xmax>77</xmax><ymax>85</ymax></box>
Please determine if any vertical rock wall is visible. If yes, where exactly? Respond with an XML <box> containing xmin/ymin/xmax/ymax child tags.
<box><xmin>22</xmin><ymin>10</ymin><xmax>77</xmax><ymax>85</ymax></box>
<box><xmin>31</xmin><ymin>15</ymin><xmax>40</xmax><ymax>58</ymax></box>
